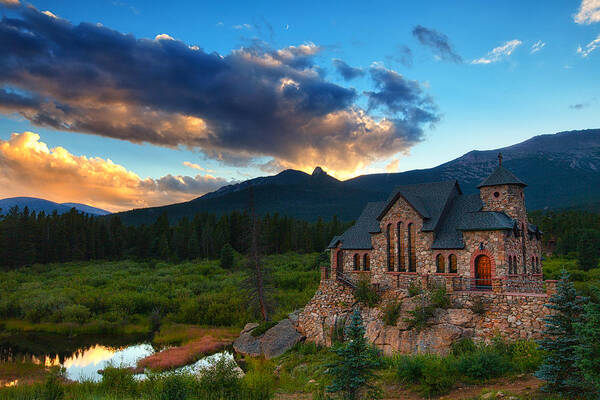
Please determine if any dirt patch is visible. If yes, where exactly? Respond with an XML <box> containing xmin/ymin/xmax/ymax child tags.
<box><xmin>0</xmin><ymin>362</ymin><xmax>50</xmax><ymax>387</ymax></box>
<box><xmin>136</xmin><ymin>335</ymin><xmax>232</xmax><ymax>372</ymax></box>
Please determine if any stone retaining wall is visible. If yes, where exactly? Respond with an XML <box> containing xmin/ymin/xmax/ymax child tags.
<box><xmin>296</xmin><ymin>277</ymin><xmax>552</xmax><ymax>355</ymax></box>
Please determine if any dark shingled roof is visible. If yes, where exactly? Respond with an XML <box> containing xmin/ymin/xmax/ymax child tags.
<box><xmin>477</xmin><ymin>166</ymin><xmax>527</xmax><ymax>188</ymax></box>
<box><xmin>327</xmin><ymin>202</ymin><xmax>385</xmax><ymax>249</ymax></box>
<box><xmin>377</xmin><ymin>181</ymin><xmax>460</xmax><ymax>232</ymax></box>
<box><xmin>329</xmin><ymin>165</ymin><xmax>532</xmax><ymax>250</ymax></box>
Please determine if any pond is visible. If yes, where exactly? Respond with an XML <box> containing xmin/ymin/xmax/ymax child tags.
<box><xmin>0</xmin><ymin>333</ymin><xmax>232</xmax><ymax>384</ymax></box>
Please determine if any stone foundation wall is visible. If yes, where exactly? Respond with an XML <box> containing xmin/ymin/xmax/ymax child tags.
<box><xmin>297</xmin><ymin>278</ymin><xmax>552</xmax><ymax>355</ymax></box>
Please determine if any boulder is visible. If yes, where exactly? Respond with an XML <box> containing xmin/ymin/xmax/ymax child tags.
<box><xmin>233</xmin><ymin>318</ymin><xmax>305</xmax><ymax>359</ymax></box>
<box><xmin>260</xmin><ymin>319</ymin><xmax>304</xmax><ymax>359</ymax></box>
<box><xmin>233</xmin><ymin>327</ymin><xmax>262</xmax><ymax>358</ymax></box>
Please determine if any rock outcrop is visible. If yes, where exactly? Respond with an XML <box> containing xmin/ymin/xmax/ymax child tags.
<box><xmin>233</xmin><ymin>318</ymin><xmax>304</xmax><ymax>359</ymax></box>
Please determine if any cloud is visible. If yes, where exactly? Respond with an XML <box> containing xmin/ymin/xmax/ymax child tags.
<box><xmin>0</xmin><ymin>7</ymin><xmax>439</xmax><ymax>178</ymax></box>
<box><xmin>0</xmin><ymin>0</ymin><xmax>20</xmax><ymax>8</ymax></box>
<box><xmin>530</xmin><ymin>40</ymin><xmax>546</xmax><ymax>54</ymax></box>
<box><xmin>569</xmin><ymin>103</ymin><xmax>588</xmax><ymax>110</ymax></box>
<box><xmin>0</xmin><ymin>132</ymin><xmax>233</xmax><ymax>212</ymax></box>
<box><xmin>183</xmin><ymin>161</ymin><xmax>204</xmax><ymax>170</ymax></box>
<box><xmin>472</xmin><ymin>40</ymin><xmax>522</xmax><ymax>64</ymax></box>
<box><xmin>332</xmin><ymin>59</ymin><xmax>365</xmax><ymax>80</ymax></box>
<box><xmin>577</xmin><ymin>34</ymin><xmax>600</xmax><ymax>57</ymax></box>
<box><xmin>386</xmin><ymin>45</ymin><xmax>413</xmax><ymax>68</ymax></box>
<box><xmin>412</xmin><ymin>25</ymin><xmax>462</xmax><ymax>63</ymax></box>
<box><xmin>385</xmin><ymin>159</ymin><xmax>399</xmax><ymax>172</ymax></box>
<box><xmin>233</xmin><ymin>23</ymin><xmax>251</xmax><ymax>30</ymax></box>
<box><xmin>574</xmin><ymin>0</ymin><xmax>600</xmax><ymax>24</ymax></box>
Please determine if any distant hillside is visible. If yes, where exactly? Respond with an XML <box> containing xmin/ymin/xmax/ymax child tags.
<box><xmin>114</xmin><ymin>129</ymin><xmax>600</xmax><ymax>224</ymax></box>
<box><xmin>0</xmin><ymin>197</ymin><xmax>110</xmax><ymax>216</ymax></box>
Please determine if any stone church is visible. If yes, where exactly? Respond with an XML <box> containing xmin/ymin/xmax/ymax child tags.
<box><xmin>327</xmin><ymin>154</ymin><xmax>543</xmax><ymax>291</ymax></box>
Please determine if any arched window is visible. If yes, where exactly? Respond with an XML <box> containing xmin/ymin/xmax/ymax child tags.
<box><xmin>386</xmin><ymin>224</ymin><xmax>394</xmax><ymax>272</ymax></box>
<box><xmin>449</xmin><ymin>254</ymin><xmax>457</xmax><ymax>273</ymax></box>
<box><xmin>535</xmin><ymin>256</ymin><xmax>540</xmax><ymax>273</ymax></box>
<box><xmin>436</xmin><ymin>254</ymin><xmax>445</xmax><ymax>273</ymax></box>
<box><xmin>353</xmin><ymin>253</ymin><xmax>360</xmax><ymax>271</ymax></box>
<box><xmin>523</xmin><ymin>260</ymin><xmax>527</xmax><ymax>275</ymax></box>
<box><xmin>363</xmin><ymin>254</ymin><xmax>370</xmax><ymax>271</ymax></box>
<box><xmin>531</xmin><ymin>256</ymin><xmax>535</xmax><ymax>273</ymax></box>
<box><xmin>407</xmin><ymin>223</ymin><xmax>416</xmax><ymax>272</ymax></box>
<box><xmin>397</xmin><ymin>222</ymin><xmax>405</xmax><ymax>272</ymax></box>
<box><xmin>336</xmin><ymin>250</ymin><xmax>343</xmax><ymax>274</ymax></box>
<box><xmin>508</xmin><ymin>255</ymin><xmax>513</xmax><ymax>274</ymax></box>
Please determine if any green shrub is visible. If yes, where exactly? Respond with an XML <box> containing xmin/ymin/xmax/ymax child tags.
<box><xmin>408</xmin><ymin>282</ymin><xmax>421</xmax><ymax>297</ymax></box>
<box><xmin>198</xmin><ymin>355</ymin><xmax>242</xmax><ymax>395</ymax></box>
<box><xmin>405</xmin><ymin>303</ymin><xmax>435</xmax><ymax>331</ymax></box>
<box><xmin>61</xmin><ymin>304</ymin><xmax>92</xmax><ymax>324</ymax></box>
<box><xmin>251</xmin><ymin>321</ymin><xmax>278</xmax><ymax>337</ymax></box>
<box><xmin>395</xmin><ymin>354</ymin><xmax>428</xmax><ymax>383</ymax></box>
<box><xmin>470</xmin><ymin>296</ymin><xmax>488</xmax><ymax>315</ymax></box>
<box><xmin>419</xmin><ymin>357</ymin><xmax>455</xmax><ymax>396</ymax></box>
<box><xmin>293</xmin><ymin>341</ymin><xmax>321</xmax><ymax>355</ymax></box>
<box><xmin>511</xmin><ymin>340</ymin><xmax>544</xmax><ymax>373</ymax></box>
<box><xmin>43</xmin><ymin>372</ymin><xmax>64</xmax><ymax>400</ymax></box>
<box><xmin>100</xmin><ymin>365</ymin><xmax>137</xmax><ymax>396</ymax></box>
<box><xmin>430</xmin><ymin>287</ymin><xmax>450</xmax><ymax>309</ymax></box>
<box><xmin>451</xmin><ymin>338</ymin><xmax>477</xmax><ymax>356</ymax></box>
<box><xmin>157</xmin><ymin>372</ymin><xmax>196</xmax><ymax>400</ymax></box>
<box><xmin>332</xmin><ymin>316</ymin><xmax>347</xmax><ymax>343</ymax></box>
<box><xmin>382</xmin><ymin>301</ymin><xmax>402</xmax><ymax>326</ymax></box>
<box><xmin>353</xmin><ymin>277</ymin><xmax>380</xmax><ymax>307</ymax></box>
<box><xmin>457</xmin><ymin>350</ymin><xmax>511</xmax><ymax>381</ymax></box>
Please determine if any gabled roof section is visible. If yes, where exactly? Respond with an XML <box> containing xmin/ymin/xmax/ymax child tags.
<box><xmin>477</xmin><ymin>166</ymin><xmax>527</xmax><ymax>188</ymax></box>
<box><xmin>432</xmin><ymin>193</ymin><xmax>516</xmax><ymax>249</ymax></box>
<box><xmin>327</xmin><ymin>201</ymin><xmax>386</xmax><ymax>250</ymax></box>
<box><xmin>377</xmin><ymin>180</ymin><xmax>460</xmax><ymax>232</ymax></box>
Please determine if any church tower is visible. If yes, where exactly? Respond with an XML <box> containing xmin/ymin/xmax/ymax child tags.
<box><xmin>478</xmin><ymin>153</ymin><xmax>528</xmax><ymax>223</ymax></box>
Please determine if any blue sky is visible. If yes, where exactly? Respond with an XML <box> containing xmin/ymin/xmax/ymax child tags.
<box><xmin>0</xmin><ymin>0</ymin><xmax>599</xmax><ymax>210</ymax></box>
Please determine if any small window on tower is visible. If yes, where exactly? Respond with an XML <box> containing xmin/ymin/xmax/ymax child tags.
<box><xmin>493</xmin><ymin>191</ymin><xmax>500</xmax><ymax>198</ymax></box>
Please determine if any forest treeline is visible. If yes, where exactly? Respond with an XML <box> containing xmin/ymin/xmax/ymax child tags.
<box><xmin>0</xmin><ymin>206</ymin><xmax>350</xmax><ymax>269</ymax></box>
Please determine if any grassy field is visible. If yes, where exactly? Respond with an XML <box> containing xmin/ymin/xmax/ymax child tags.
<box><xmin>0</xmin><ymin>253</ymin><xmax>321</xmax><ymax>337</ymax></box>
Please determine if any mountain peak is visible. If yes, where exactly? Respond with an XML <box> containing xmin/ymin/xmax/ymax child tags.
<box><xmin>312</xmin><ymin>166</ymin><xmax>326</xmax><ymax>177</ymax></box>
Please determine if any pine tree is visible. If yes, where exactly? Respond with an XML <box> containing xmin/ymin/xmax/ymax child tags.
<box><xmin>575</xmin><ymin>287</ymin><xmax>600</xmax><ymax>394</ymax></box>
<box><xmin>535</xmin><ymin>270</ymin><xmax>589</xmax><ymax>396</ymax></box>
<box><xmin>326</xmin><ymin>309</ymin><xmax>381</xmax><ymax>400</ymax></box>
<box><xmin>577</xmin><ymin>229</ymin><xmax>600</xmax><ymax>271</ymax></box>
<box><xmin>220</xmin><ymin>243</ymin><xmax>235</xmax><ymax>269</ymax></box>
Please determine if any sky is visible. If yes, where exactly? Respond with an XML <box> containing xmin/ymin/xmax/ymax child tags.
<box><xmin>0</xmin><ymin>0</ymin><xmax>599</xmax><ymax>212</ymax></box>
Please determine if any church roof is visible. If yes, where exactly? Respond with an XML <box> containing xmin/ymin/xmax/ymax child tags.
<box><xmin>327</xmin><ymin>201</ymin><xmax>385</xmax><ymax>249</ymax></box>
<box><xmin>477</xmin><ymin>165</ymin><xmax>527</xmax><ymax>188</ymax></box>
<box><xmin>329</xmin><ymin>164</ymin><xmax>528</xmax><ymax>250</ymax></box>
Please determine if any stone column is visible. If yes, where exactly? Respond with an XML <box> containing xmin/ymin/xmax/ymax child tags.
<box><xmin>420</xmin><ymin>273</ymin><xmax>429</xmax><ymax>290</ymax></box>
<box><xmin>320</xmin><ymin>265</ymin><xmax>329</xmax><ymax>281</ymax></box>
<box><xmin>545</xmin><ymin>280</ymin><xmax>558</xmax><ymax>296</ymax></box>
<box><xmin>445</xmin><ymin>277</ymin><xmax>454</xmax><ymax>294</ymax></box>
<box><xmin>492</xmin><ymin>278</ymin><xmax>503</xmax><ymax>294</ymax></box>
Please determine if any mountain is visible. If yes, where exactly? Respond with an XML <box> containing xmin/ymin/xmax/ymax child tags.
<box><xmin>114</xmin><ymin>128</ymin><xmax>600</xmax><ymax>224</ymax></box>
<box><xmin>0</xmin><ymin>197</ymin><xmax>110</xmax><ymax>216</ymax></box>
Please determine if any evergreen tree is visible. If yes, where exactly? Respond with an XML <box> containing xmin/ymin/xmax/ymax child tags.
<box><xmin>219</xmin><ymin>243</ymin><xmax>235</xmax><ymax>269</ymax></box>
<box><xmin>575</xmin><ymin>287</ymin><xmax>600</xmax><ymax>394</ymax></box>
<box><xmin>577</xmin><ymin>229</ymin><xmax>600</xmax><ymax>271</ymax></box>
<box><xmin>326</xmin><ymin>309</ymin><xmax>381</xmax><ymax>400</ymax></box>
<box><xmin>535</xmin><ymin>270</ymin><xmax>589</xmax><ymax>396</ymax></box>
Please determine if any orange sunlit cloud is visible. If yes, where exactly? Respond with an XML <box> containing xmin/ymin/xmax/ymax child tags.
<box><xmin>0</xmin><ymin>132</ymin><xmax>232</xmax><ymax>212</ymax></box>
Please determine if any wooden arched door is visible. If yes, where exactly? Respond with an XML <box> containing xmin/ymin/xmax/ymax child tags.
<box><xmin>475</xmin><ymin>255</ymin><xmax>492</xmax><ymax>289</ymax></box>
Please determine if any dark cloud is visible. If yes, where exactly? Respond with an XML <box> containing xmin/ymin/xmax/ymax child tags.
<box><xmin>365</xmin><ymin>66</ymin><xmax>438</xmax><ymax>125</ymax></box>
<box><xmin>0</xmin><ymin>7</ymin><xmax>439</xmax><ymax>176</ymax></box>
<box><xmin>332</xmin><ymin>59</ymin><xmax>365</xmax><ymax>80</ymax></box>
<box><xmin>412</xmin><ymin>25</ymin><xmax>462</xmax><ymax>63</ymax></box>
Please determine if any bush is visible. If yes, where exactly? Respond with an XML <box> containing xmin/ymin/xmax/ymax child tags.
<box><xmin>43</xmin><ymin>372</ymin><xmax>64</xmax><ymax>400</ymax></box>
<box><xmin>451</xmin><ymin>338</ymin><xmax>477</xmax><ymax>356</ymax></box>
<box><xmin>382</xmin><ymin>301</ymin><xmax>402</xmax><ymax>326</ymax></box>
<box><xmin>511</xmin><ymin>340</ymin><xmax>544</xmax><ymax>373</ymax></box>
<box><xmin>395</xmin><ymin>354</ymin><xmax>428</xmax><ymax>384</ymax></box>
<box><xmin>251</xmin><ymin>321</ymin><xmax>278</xmax><ymax>337</ymax></box>
<box><xmin>220</xmin><ymin>243</ymin><xmax>235</xmax><ymax>269</ymax></box>
<box><xmin>457</xmin><ymin>350</ymin><xmax>511</xmax><ymax>381</ymax></box>
<box><xmin>419</xmin><ymin>357</ymin><xmax>455</xmax><ymax>396</ymax></box>
<box><xmin>430</xmin><ymin>287</ymin><xmax>450</xmax><ymax>309</ymax></box>
<box><xmin>61</xmin><ymin>304</ymin><xmax>92</xmax><ymax>324</ymax></box>
<box><xmin>408</xmin><ymin>282</ymin><xmax>421</xmax><ymax>297</ymax></box>
<box><xmin>100</xmin><ymin>366</ymin><xmax>137</xmax><ymax>397</ymax></box>
<box><xmin>198</xmin><ymin>354</ymin><xmax>242</xmax><ymax>395</ymax></box>
<box><xmin>157</xmin><ymin>372</ymin><xmax>196</xmax><ymax>400</ymax></box>
<box><xmin>405</xmin><ymin>302</ymin><xmax>435</xmax><ymax>331</ymax></box>
<box><xmin>353</xmin><ymin>277</ymin><xmax>380</xmax><ymax>307</ymax></box>
<box><xmin>470</xmin><ymin>296</ymin><xmax>488</xmax><ymax>315</ymax></box>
